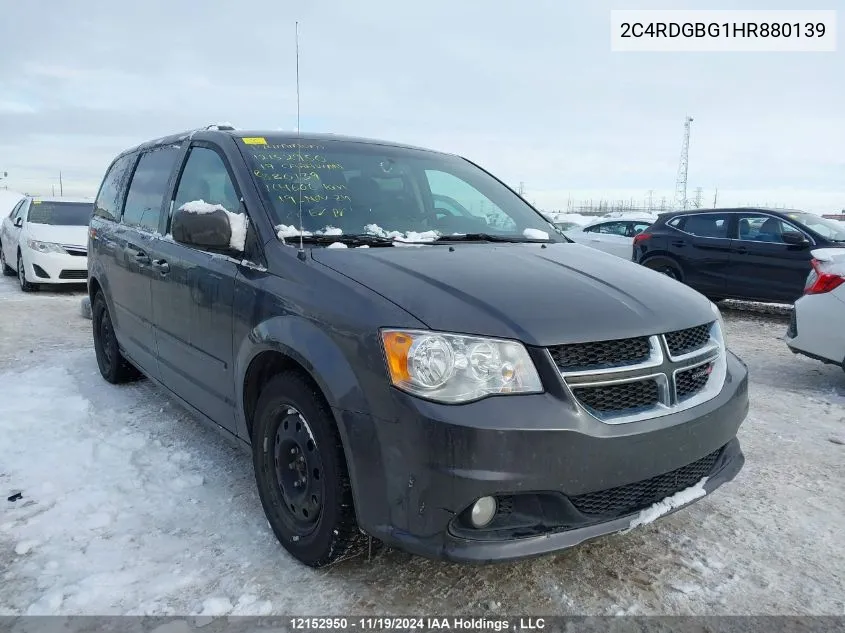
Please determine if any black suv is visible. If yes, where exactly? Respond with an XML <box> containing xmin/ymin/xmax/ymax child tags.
<box><xmin>633</xmin><ymin>207</ymin><xmax>845</xmax><ymax>303</ymax></box>
<box><xmin>88</xmin><ymin>127</ymin><xmax>748</xmax><ymax>567</ymax></box>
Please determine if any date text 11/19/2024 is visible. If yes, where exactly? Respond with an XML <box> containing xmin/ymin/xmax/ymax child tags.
<box><xmin>289</xmin><ymin>617</ymin><xmax>548</xmax><ymax>630</ymax></box>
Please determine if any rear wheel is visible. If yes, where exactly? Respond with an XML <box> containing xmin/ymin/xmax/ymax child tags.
<box><xmin>17</xmin><ymin>252</ymin><xmax>36</xmax><ymax>292</ymax></box>
<box><xmin>0</xmin><ymin>243</ymin><xmax>14</xmax><ymax>276</ymax></box>
<box><xmin>252</xmin><ymin>372</ymin><xmax>365</xmax><ymax>568</ymax></box>
<box><xmin>92</xmin><ymin>292</ymin><xmax>139</xmax><ymax>383</ymax></box>
<box><xmin>643</xmin><ymin>257</ymin><xmax>682</xmax><ymax>282</ymax></box>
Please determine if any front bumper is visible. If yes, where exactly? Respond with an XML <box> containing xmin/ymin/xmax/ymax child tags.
<box><xmin>21</xmin><ymin>248</ymin><xmax>87</xmax><ymax>284</ymax></box>
<box><xmin>335</xmin><ymin>351</ymin><xmax>749</xmax><ymax>563</ymax></box>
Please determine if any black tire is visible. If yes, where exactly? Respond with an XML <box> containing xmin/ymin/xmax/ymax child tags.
<box><xmin>17</xmin><ymin>252</ymin><xmax>36</xmax><ymax>292</ymax></box>
<box><xmin>643</xmin><ymin>257</ymin><xmax>683</xmax><ymax>282</ymax></box>
<box><xmin>0</xmin><ymin>243</ymin><xmax>14</xmax><ymax>276</ymax></box>
<box><xmin>252</xmin><ymin>371</ymin><xmax>365</xmax><ymax>568</ymax></box>
<box><xmin>92</xmin><ymin>292</ymin><xmax>139</xmax><ymax>383</ymax></box>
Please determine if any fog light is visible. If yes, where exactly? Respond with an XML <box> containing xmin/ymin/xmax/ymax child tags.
<box><xmin>470</xmin><ymin>496</ymin><xmax>497</xmax><ymax>528</ymax></box>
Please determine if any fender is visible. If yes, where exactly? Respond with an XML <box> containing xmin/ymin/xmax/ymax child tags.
<box><xmin>234</xmin><ymin>314</ymin><xmax>391</xmax><ymax>531</ymax></box>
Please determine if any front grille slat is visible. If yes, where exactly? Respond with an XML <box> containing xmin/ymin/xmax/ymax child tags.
<box><xmin>570</xmin><ymin>447</ymin><xmax>722</xmax><ymax>517</ymax></box>
<box><xmin>59</xmin><ymin>269</ymin><xmax>87</xmax><ymax>280</ymax></box>
<box><xmin>572</xmin><ymin>379</ymin><xmax>659</xmax><ymax>413</ymax></box>
<box><xmin>549</xmin><ymin>336</ymin><xmax>650</xmax><ymax>372</ymax></box>
<box><xmin>665</xmin><ymin>323</ymin><xmax>711</xmax><ymax>357</ymax></box>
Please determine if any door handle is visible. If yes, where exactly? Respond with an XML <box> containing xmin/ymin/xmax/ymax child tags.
<box><xmin>152</xmin><ymin>259</ymin><xmax>170</xmax><ymax>275</ymax></box>
<box><xmin>734</xmin><ymin>246</ymin><xmax>749</xmax><ymax>255</ymax></box>
<box><xmin>671</xmin><ymin>240</ymin><xmax>685</xmax><ymax>247</ymax></box>
<box><xmin>133</xmin><ymin>251</ymin><xmax>151</xmax><ymax>265</ymax></box>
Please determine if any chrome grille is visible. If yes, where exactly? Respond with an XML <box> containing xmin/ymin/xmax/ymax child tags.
<box><xmin>676</xmin><ymin>361</ymin><xmax>713</xmax><ymax>400</ymax></box>
<box><xmin>549</xmin><ymin>337</ymin><xmax>650</xmax><ymax>372</ymax></box>
<box><xmin>665</xmin><ymin>324</ymin><xmax>710</xmax><ymax>357</ymax></box>
<box><xmin>551</xmin><ymin>320</ymin><xmax>724</xmax><ymax>425</ymax></box>
<box><xmin>572</xmin><ymin>378</ymin><xmax>659</xmax><ymax>413</ymax></box>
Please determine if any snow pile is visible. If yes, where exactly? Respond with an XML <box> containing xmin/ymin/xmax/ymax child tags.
<box><xmin>523</xmin><ymin>228</ymin><xmax>550</xmax><ymax>240</ymax></box>
<box><xmin>178</xmin><ymin>200</ymin><xmax>247</xmax><ymax>251</ymax></box>
<box><xmin>275</xmin><ymin>225</ymin><xmax>344</xmax><ymax>241</ymax></box>
<box><xmin>326</xmin><ymin>242</ymin><xmax>347</xmax><ymax>249</ymax></box>
<box><xmin>546</xmin><ymin>212</ymin><xmax>593</xmax><ymax>226</ymax></box>
<box><xmin>363</xmin><ymin>224</ymin><xmax>440</xmax><ymax>242</ymax></box>
<box><xmin>624</xmin><ymin>477</ymin><xmax>709</xmax><ymax>532</ymax></box>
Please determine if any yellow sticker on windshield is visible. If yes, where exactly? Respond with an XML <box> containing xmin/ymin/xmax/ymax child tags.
<box><xmin>241</xmin><ymin>137</ymin><xmax>267</xmax><ymax>145</ymax></box>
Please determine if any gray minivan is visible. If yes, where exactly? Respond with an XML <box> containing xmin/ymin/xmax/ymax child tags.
<box><xmin>88</xmin><ymin>126</ymin><xmax>748</xmax><ymax>567</ymax></box>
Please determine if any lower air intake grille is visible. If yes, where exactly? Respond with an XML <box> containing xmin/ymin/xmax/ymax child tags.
<box><xmin>571</xmin><ymin>378</ymin><xmax>659</xmax><ymax>413</ymax></box>
<box><xmin>569</xmin><ymin>447</ymin><xmax>722</xmax><ymax>517</ymax></box>
<box><xmin>59</xmin><ymin>269</ymin><xmax>87</xmax><ymax>280</ymax></box>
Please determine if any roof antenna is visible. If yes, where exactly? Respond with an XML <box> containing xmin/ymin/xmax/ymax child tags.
<box><xmin>295</xmin><ymin>21</ymin><xmax>306</xmax><ymax>261</ymax></box>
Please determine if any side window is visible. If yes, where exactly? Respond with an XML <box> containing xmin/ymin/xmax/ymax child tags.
<box><xmin>736</xmin><ymin>214</ymin><xmax>800</xmax><ymax>243</ymax></box>
<box><xmin>681</xmin><ymin>214</ymin><xmax>729</xmax><ymax>238</ymax></box>
<box><xmin>667</xmin><ymin>217</ymin><xmax>682</xmax><ymax>228</ymax></box>
<box><xmin>13</xmin><ymin>200</ymin><xmax>29</xmax><ymax>222</ymax></box>
<box><xmin>425</xmin><ymin>170</ymin><xmax>516</xmax><ymax>231</ymax></box>
<box><xmin>172</xmin><ymin>146</ymin><xmax>241</xmax><ymax>216</ymax></box>
<box><xmin>596</xmin><ymin>222</ymin><xmax>628</xmax><ymax>236</ymax></box>
<box><xmin>630</xmin><ymin>222</ymin><xmax>651</xmax><ymax>236</ymax></box>
<box><xmin>122</xmin><ymin>146</ymin><xmax>181</xmax><ymax>232</ymax></box>
<box><xmin>94</xmin><ymin>153</ymin><xmax>136</xmax><ymax>221</ymax></box>
<box><xmin>8</xmin><ymin>199</ymin><xmax>24</xmax><ymax>219</ymax></box>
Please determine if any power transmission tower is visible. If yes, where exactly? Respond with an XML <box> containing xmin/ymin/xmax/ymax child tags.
<box><xmin>674</xmin><ymin>116</ymin><xmax>693</xmax><ymax>210</ymax></box>
<box><xmin>693</xmin><ymin>187</ymin><xmax>703</xmax><ymax>208</ymax></box>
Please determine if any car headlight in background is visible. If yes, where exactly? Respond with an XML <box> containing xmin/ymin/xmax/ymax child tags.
<box><xmin>380</xmin><ymin>329</ymin><xmax>543</xmax><ymax>403</ymax></box>
<box><xmin>26</xmin><ymin>239</ymin><xmax>66</xmax><ymax>254</ymax></box>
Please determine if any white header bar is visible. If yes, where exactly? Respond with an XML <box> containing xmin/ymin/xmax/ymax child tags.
<box><xmin>611</xmin><ymin>10</ymin><xmax>837</xmax><ymax>52</ymax></box>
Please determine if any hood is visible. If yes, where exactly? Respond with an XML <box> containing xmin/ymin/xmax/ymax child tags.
<box><xmin>311</xmin><ymin>242</ymin><xmax>715</xmax><ymax>346</ymax></box>
<box><xmin>25</xmin><ymin>223</ymin><xmax>88</xmax><ymax>248</ymax></box>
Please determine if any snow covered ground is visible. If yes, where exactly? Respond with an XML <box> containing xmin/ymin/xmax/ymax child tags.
<box><xmin>1</xmin><ymin>276</ymin><xmax>844</xmax><ymax>616</ymax></box>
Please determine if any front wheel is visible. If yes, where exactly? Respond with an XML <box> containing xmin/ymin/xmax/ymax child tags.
<box><xmin>252</xmin><ymin>372</ymin><xmax>365</xmax><ymax>568</ymax></box>
<box><xmin>17</xmin><ymin>252</ymin><xmax>36</xmax><ymax>292</ymax></box>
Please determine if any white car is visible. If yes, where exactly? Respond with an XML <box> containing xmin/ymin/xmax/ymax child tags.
<box><xmin>0</xmin><ymin>196</ymin><xmax>93</xmax><ymax>291</ymax></box>
<box><xmin>785</xmin><ymin>248</ymin><xmax>845</xmax><ymax>372</ymax></box>
<box><xmin>563</xmin><ymin>216</ymin><xmax>655</xmax><ymax>259</ymax></box>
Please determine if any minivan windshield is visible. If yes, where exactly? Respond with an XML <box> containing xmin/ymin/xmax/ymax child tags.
<box><xmin>786</xmin><ymin>211</ymin><xmax>845</xmax><ymax>241</ymax></box>
<box><xmin>238</xmin><ymin>137</ymin><xmax>559</xmax><ymax>241</ymax></box>
<box><xmin>27</xmin><ymin>201</ymin><xmax>92</xmax><ymax>226</ymax></box>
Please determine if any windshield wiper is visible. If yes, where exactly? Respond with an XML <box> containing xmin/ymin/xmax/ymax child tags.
<box><xmin>297</xmin><ymin>233</ymin><xmax>396</xmax><ymax>247</ymax></box>
<box><xmin>431</xmin><ymin>233</ymin><xmax>552</xmax><ymax>243</ymax></box>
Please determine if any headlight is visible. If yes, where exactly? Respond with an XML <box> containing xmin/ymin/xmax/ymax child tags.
<box><xmin>380</xmin><ymin>329</ymin><xmax>543</xmax><ymax>403</ymax></box>
<box><xmin>710</xmin><ymin>301</ymin><xmax>727</xmax><ymax>348</ymax></box>
<box><xmin>26</xmin><ymin>239</ymin><xmax>66</xmax><ymax>254</ymax></box>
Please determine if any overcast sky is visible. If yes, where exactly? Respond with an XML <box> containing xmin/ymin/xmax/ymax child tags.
<box><xmin>1</xmin><ymin>0</ymin><xmax>843</xmax><ymax>213</ymax></box>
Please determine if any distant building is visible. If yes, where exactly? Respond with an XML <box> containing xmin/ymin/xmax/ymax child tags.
<box><xmin>822</xmin><ymin>213</ymin><xmax>845</xmax><ymax>221</ymax></box>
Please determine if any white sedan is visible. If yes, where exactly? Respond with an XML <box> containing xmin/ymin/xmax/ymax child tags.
<box><xmin>563</xmin><ymin>216</ymin><xmax>655</xmax><ymax>259</ymax></box>
<box><xmin>785</xmin><ymin>248</ymin><xmax>845</xmax><ymax>372</ymax></box>
<box><xmin>0</xmin><ymin>196</ymin><xmax>93</xmax><ymax>292</ymax></box>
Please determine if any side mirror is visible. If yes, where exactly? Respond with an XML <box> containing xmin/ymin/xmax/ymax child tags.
<box><xmin>782</xmin><ymin>231</ymin><xmax>808</xmax><ymax>246</ymax></box>
<box><xmin>171</xmin><ymin>203</ymin><xmax>242</xmax><ymax>252</ymax></box>
<box><xmin>13</xmin><ymin>217</ymin><xmax>22</xmax><ymax>228</ymax></box>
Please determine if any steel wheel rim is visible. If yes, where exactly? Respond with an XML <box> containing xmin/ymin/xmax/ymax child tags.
<box><xmin>98</xmin><ymin>310</ymin><xmax>114</xmax><ymax>368</ymax></box>
<box><xmin>272</xmin><ymin>405</ymin><xmax>324</xmax><ymax>536</ymax></box>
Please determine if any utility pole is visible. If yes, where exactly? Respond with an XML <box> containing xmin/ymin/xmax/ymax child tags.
<box><xmin>713</xmin><ymin>187</ymin><xmax>718</xmax><ymax>208</ymax></box>
<box><xmin>59</xmin><ymin>171</ymin><xmax>63</xmax><ymax>196</ymax></box>
<box><xmin>52</xmin><ymin>184</ymin><xmax>56</xmax><ymax>196</ymax></box>
<box><xmin>647</xmin><ymin>189</ymin><xmax>654</xmax><ymax>211</ymax></box>
<box><xmin>674</xmin><ymin>116</ymin><xmax>693</xmax><ymax>210</ymax></box>
<box><xmin>518</xmin><ymin>181</ymin><xmax>525</xmax><ymax>196</ymax></box>
<box><xmin>693</xmin><ymin>187</ymin><xmax>703</xmax><ymax>208</ymax></box>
